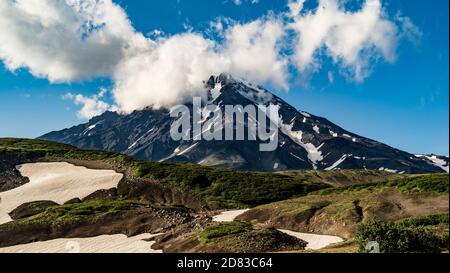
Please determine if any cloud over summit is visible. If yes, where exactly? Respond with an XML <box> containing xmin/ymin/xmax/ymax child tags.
<box><xmin>0</xmin><ymin>0</ymin><xmax>421</xmax><ymax>118</ymax></box>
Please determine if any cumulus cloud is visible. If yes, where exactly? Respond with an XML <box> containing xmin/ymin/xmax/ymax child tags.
<box><xmin>113</xmin><ymin>17</ymin><xmax>288</xmax><ymax>112</ymax></box>
<box><xmin>0</xmin><ymin>0</ymin><xmax>148</xmax><ymax>83</ymax></box>
<box><xmin>222</xmin><ymin>18</ymin><xmax>289</xmax><ymax>90</ymax></box>
<box><xmin>0</xmin><ymin>0</ymin><xmax>421</xmax><ymax>117</ymax></box>
<box><xmin>63</xmin><ymin>88</ymin><xmax>112</xmax><ymax>119</ymax></box>
<box><xmin>288</xmin><ymin>0</ymin><xmax>400</xmax><ymax>82</ymax></box>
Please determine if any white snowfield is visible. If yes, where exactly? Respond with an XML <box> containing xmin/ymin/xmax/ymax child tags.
<box><xmin>212</xmin><ymin>209</ymin><xmax>250</xmax><ymax>222</ymax></box>
<box><xmin>0</xmin><ymin>162</ymin><xmax>123</xmax><ymax>225</ymax></box>
<box><xmin>277</xmin><ymin>229</ymin><xmax>343</xmax><ymax>250</ymax></box>
<box><xmin>416</xmin><ymin>154</ymin><xmax>449</xmax><ymax>173</ymax></box>
<box><xmin>213</xmin><ymin>209</ymin><xmax>344</xmax><ymax>250</ymax></box>
<box><xmin>0</xmin><ymin>233</ymin><xmax>162</xmax><ymax>253</ymax></box>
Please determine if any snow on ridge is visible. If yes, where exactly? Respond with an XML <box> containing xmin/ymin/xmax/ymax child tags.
<box><xmin>301</xmin><ymin>111</ymin><xmax>311</xmax><ymax>118</ymax></box>
<box><xmin>329</xmin><ymin>130</ymin><xmax>338</xmax><ymax>137</ymax></box>
<box><xmin>178</xmin><ymin>142</ymin><xmax>199</xmax><ymax>156</ymax></box>
<box><xmin>325</xmin><ymin>154</ymin><xmax>349</xmax><ymax>171</ymax></box>
<box><xmin>415</xmin><ymin>154</ymin><xmax>449</xmax><ymax>173</ymax></box>
<box><xmin>281</xmin><ymin>122</ymin><xmax>323</xmax><ymax>169</ymax></box>
<box><xmin>127</xmin><ymin>128</ymin><xmax>156</xmax><ymax>151</ymax></box>
<box><xmin>81</xmin><ymin>121</ymin><xmax>103</xmax><ymax>136</ymax></box>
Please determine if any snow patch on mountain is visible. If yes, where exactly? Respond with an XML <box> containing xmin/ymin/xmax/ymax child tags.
<box><xmin>378</xmin><ymin>167</ymin><xmax>400</xmax><ymax>174</ymax></box>
<box><xmin>313</xmin><ymin>125</ymin><xmax>320</xmax><ymax>134</ymax></box>
<box><xmin>281</xmin><ymin>122</ymin><xmax>323</xmax><ymax>168</ymax></box>
<box><xmin>129</xmin><ymin>128</ymin><xmax>157</xmax><ymax>149</ymax></box>
<box><xmin>301</xmin><ymin>112</ymin><xmax>311</xmax><ymax>118</ymax></box>
<box><xmin>416</xmin><ymin>155</ymin><xmax>449</xmax><ymax>173</ymax></box>
<box><xmin>325</xmin><ymin>154</ymin><xmax>349</xmax><ymax>170</ymax></box>
<box><xmin>329</xmin><ymin>130</ymin><xmax>338</xmax><ymax>137</ymax></box>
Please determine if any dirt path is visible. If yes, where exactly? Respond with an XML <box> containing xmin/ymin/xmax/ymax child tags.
<box><xmin>0</xmin><ymin>162</ymin><xmax>123</xmax><ymax>224</ymax></box>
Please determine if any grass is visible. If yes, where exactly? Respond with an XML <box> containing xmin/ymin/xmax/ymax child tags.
<box><xmin>0</xmin><ymin>138</ymin><xmax>330</xmax><ymax>209</ymax></box>
<box><xmin>315</xmin><ymin>174</ymin><xmax>449</xmax><ymax>195</ymax></box>
<box><xmin>1</xmin><ymin>138</ymin><xmax>447</xmax><ymax>210</ymax></box>
<box><xmin>199</xmin><ymin>221</ymin><xmax>254</xmax><ymax>244</ymax></box>
<box><xmin>1</xmin><ymin>199</ymin><xmax>151</xmax><ymax>229</ymax></box>
<box><xmin>43</xmin><ymin>200</ymin><xmax>147</xmax><ymax>220</ymax></box>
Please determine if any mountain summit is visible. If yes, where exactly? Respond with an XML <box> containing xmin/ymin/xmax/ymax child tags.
<box><xmin>40</xmin><ymin>75</ymin><xmax>447</xmax><ymax>174</ymax></box>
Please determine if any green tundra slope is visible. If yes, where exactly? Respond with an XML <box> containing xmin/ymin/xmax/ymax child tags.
<box><xmin>1</xmin><ymin>138</ymin><xmax>401</xmax><ymax>209</ymax></box>
<box><xmin>1</xmin><ymin>138</ymin><xmax>447</xmax><ymax>253</ymax></box>
<box><xmin>238</xmin><ymin>174</ymin><xmax>449</xmax><ymax>252</ymax></box>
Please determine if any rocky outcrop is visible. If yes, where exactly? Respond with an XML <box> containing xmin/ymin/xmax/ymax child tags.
<box><xmin>9</xmin><ymin>201</ymin><xmax>58</xmax><ymax>220</ymax></box>
<box><xmin>0</xmin><ymin>151</ymin><xmax>31</xmax><ymax>192</ymax></box>
<box><xmin>0</xmin><ymin>206</ymin><xmax>193</xmax><ymax>248</ymax></box>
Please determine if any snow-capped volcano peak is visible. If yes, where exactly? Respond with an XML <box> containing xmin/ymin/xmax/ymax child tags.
<box><xmin>40</xmin><ymin>75</ymin><xmax>446</xmax><ymax>174</ymax></box>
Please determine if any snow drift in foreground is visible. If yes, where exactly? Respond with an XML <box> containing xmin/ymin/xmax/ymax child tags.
<box><xmin>0</xmin><ymin>233</ymin><xmax>162</xmax><ymax>253</ymax></box>
<box><xmin>0</xmin><ymin>162</ymin><xmax>123</xmax><ymax>224</ymax></box>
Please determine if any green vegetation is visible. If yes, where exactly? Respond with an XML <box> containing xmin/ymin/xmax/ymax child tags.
<box><xmin>197</xmin><ymin>221</ymin><xmax>307</xmax><ymax>252</ymax></box>
<box><xmin>199</xmin><ymin>221</ymin><xmax>253</xmax><ymax>244</ymax></box>
<box><xmin>0</xmin><ymin>138</ymin><xmax>330</xmax><ymax>209</ymax></box>
<box><xmin>356</xmin><ymin>216</ymin><xmax>449</xmax><ymax>253</ymax></box>
<box><xmin>134</xmin><ymin>161</ymin><xmax>329</xmax><ymax>208</ymax></box>
<box><xmin>396</xmin><ymin>213</ymin><xmax>449</xmax><ymax>228</ymax></box>
<box><xmin>3</xmin><ymin>199</ymin><xmax>150</xmax><ymax>227</ymax></box>
<box><xmin>43</xmin><ymin>200</ymin><xmax>147</xmax><ymax>220</ymax></box>
<box><xmin>315</xmin><ymin>174</ymin><xmax>449</xmax><ymax>195</ymax></box>
<box><xmin>279</xmin><ymin>169</ymin><xmax>405</xmax><ymax>187</ymax></box>
<box><xmin>0</xmin><ymin>138</ymin><xmax>131</xmax><ymax>165</ymax></box>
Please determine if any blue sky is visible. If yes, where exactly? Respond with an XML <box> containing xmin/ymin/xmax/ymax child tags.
<box><xmin>0</xmin><ymin>0</ymin><xmax>448</xmax><ymax>155</ymax></box>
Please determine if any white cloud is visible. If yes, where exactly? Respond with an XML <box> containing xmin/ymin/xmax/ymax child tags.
<box><xmin>289</xmin><ymin>0</ymin><xmax>399</xmax><ymax>82</ymax></box>
<box><xmin>113</xmin><ymin>33</ymin><xmax>229</xmax><ymax>112</ymax></box>
<box><xmin>0</xmin><ymin>0</ymin><xmax>148</xmax><ymax>83</ymax></box>
<box><xmin>0</xmin><ymin>0</ymin><xmax>421</xmax><ymax>117</ymax></box>
<box><xmin>288</xmin><ymin>0</ymin><xmax>305</xmax><ymax>17</ymax></box>
<box><xmin>222</xmin><ymin>18</ymin><xmax>289</xmax><ymax>90</ymax></box>
<box><xmin>232</xmin><ymin>0</ymin><xmax>259</xmax><ymax>5</ymax></box>
<box><xmin>114</xmin><ymin>18</ymin><xmax>288</xmax><ymax>112</ymax></box>
<box><xmin>63</xmin><ymin>88</ymin><xmax>112</xmax><ymax>119</ymax></box>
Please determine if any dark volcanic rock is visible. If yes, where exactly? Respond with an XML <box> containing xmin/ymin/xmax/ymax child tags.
<box><xmin>9</xmin><ymin>201</ymin><xmax>58</xmax><ymax>220</ymax></box>
<box><xmin>0</xmin><ymin>206</ymin><xmax>194</xmax><ymax>248</ymax></box>
<box><xmin>0</xmin><ymin>151</ymin><xmax>32</xmax><ymax>192</ymax></box>
<box><xmin>64</xmin><ymin>198</ymin><xmax>82</xmax><ymax>205</ymax></box>
<box><xmin>39</xmin><ymin>74</ymin><xmax>445</xmax><ymax>174</ymax></box>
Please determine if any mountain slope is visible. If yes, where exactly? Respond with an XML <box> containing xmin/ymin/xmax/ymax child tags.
<box><xmin>40</xmin><ymin>74</ymin><xmax>445</xmax><ymax>174</ymax></box>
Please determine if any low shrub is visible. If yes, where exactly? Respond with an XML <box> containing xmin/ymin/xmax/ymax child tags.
<box><xmin>355</xmin><ymin>219</ymin><xmax>447</xmax><ymax>253</ymax></box>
